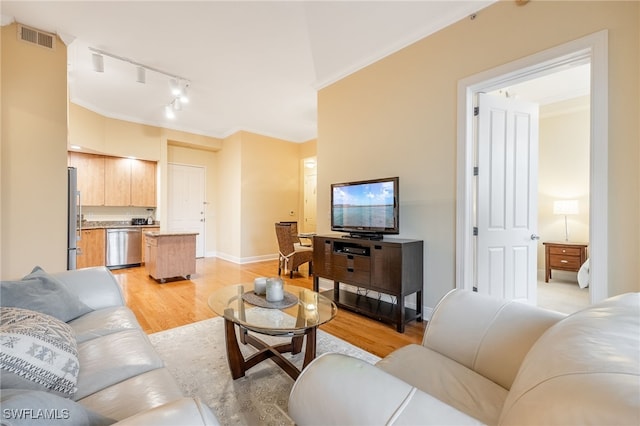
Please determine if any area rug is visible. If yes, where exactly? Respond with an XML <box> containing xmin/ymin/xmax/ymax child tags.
<box><xmin>148</xmin><ymin>315</ymin><xmax>380</xmax><ymax>425</ymax></box>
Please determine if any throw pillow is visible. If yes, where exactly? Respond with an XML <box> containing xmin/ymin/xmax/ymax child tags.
<box><xmin>0</xmin><ymin>307</ymin><xmax>79</xmax><ymax>397</ymax></box>
<box><xmin>0</xmin><ymin>389</ymin><xmax>115</xmax><ymax>426</ymax></box>
<box><xmin>0</xmin><ymin>266</ymin><xmax>92</xmax><ymax>322</ymax></box>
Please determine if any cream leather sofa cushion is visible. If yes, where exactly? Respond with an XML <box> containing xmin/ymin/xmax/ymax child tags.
<box><xmin>69</xmin><ymin>306</ymin><xmax>141</xmax><ymax>343</ymax></box>
<box><xmin>377</xmin><ymin>344</ymin><xmax>507</xmax><ymax>425</ymax></box>
<box><xmin>113</xmin><ymin>398</ymin><xmax>220</xmax><ymax>426</ymax></box>
<box><xmin>424</xmin><ymin>289</ymin><xmax>564</xmax><ymax>390</ymax></box>
<box><xmin>78</xmin><ymin>368</ymin><xmax>184</xmax><ymax>421</ymax></box>
<box><xmin>499</xmin><ymin>293</ymin><xmax>640</xmax><ymax>425</ymax></box>
<box><xmin>289</xmin><ymin>353</ymin><xmax>482</xmax><ymax>425</ymax></box>
<box><xmin>74</xmin><ymin>329</ymin><xmax>164</xmax><ymax>400</ymax></box>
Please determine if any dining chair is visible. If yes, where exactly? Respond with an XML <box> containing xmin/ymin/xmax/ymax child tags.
<box><xmin>275</xmin><ymin>223</ymin><xmax>313</xmax><ymax>278</ymax></box>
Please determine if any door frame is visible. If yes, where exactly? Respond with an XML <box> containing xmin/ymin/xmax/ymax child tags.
<box><xmin>455</xmin><ymin>30</ymin><xmax>608</xmax><ymax>304</ymax></box>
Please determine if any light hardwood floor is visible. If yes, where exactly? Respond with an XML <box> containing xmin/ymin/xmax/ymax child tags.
<box><xmin>111</xmin><ymin>257</ymin><xmax>426</xmax><ymax>359</ymax></box>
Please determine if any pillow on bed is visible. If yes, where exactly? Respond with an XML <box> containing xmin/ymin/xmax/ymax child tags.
<box><xmin>0</xmin><ymin>307</ymin><xmax>80</xmax><ymax>397</ymax></box>
<box><xmin>0</xmin><ymin>266</ymin><xmax>92</xmax><ymax>322</ymax></box>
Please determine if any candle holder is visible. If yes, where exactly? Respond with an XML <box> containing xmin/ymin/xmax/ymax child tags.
<box><xmin>266</xmin><ymin>277</ymin><xmax>284</xmax><ymax>302</ymax></box>
<box><xmin>253</xmin><ymin>277</ymin><xmax>267</xmax><ymax>295</ymax></box>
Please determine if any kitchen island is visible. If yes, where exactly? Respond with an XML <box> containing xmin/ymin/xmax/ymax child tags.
<box><xmin>144</xmin><ymin>231</ymin><xmax>198</xmax><ymax>283</ymax></box>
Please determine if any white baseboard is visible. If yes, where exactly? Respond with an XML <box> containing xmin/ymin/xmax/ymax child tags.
<box><xmin>211</xmin><ymin>252</ymin><xmax>278</xmax><ymax>265</ymax></box>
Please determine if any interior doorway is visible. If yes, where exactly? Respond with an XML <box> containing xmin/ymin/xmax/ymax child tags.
<box><xmin>302</xmin><ymin>157</ymin><xmax>317</xmax><ymax>233</ymax></box>
<box><xmin>456</xmin><ymin>30</ymin><xmax>608</xmax><ymax>306</ymax></box>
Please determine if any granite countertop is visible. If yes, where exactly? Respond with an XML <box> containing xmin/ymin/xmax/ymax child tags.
<box><xmin>144</xmin><ymin>231</ymin><xmax>199</xmax><ymax>237</ymax></box>
<box><xmin>81</xmin><ymin>221</ymin><xmax>160</xmax><ymax>229</ymax></box>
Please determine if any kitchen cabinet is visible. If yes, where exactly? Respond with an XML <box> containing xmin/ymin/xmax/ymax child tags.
<box><xmin>105</xmin><ymin>156</ymin><xmax>156</xmax><ymax>207</ymax></box>
<box><xmin>131</xmin><ymin>159</ymin><xmax>156</xmax><ymax>207</ymax></box>
<box><xmin>77</xmin><ymin>228</ymin><xmax>105</xmax><ymax>268</ymax></box>
<box><xmin>69</xmin><ymin>152</ymin><xmax>156</xmax><ymax>207</ymax></box>
<box><xmin>104</xmin><ymin>157</ymin><xmax>132</xmax><ymax>206</ymax></box>
<box><xmin>68</xmin><ymin>152</ymin><xmax>105</xmax><ymax>206</ymax></box>
<box><xmin>141</xmin><ymin>226</ymin><xmax>160</xmax><ymax>263</ymax></box>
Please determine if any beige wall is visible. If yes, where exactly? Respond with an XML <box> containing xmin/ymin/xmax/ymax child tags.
<box><xmin>69</xmin><ymin>104</ymin><xmax>162</xmax><ymax>161</ymax></box>
<box><xmin>242</xmin><ymin>132</ymin><xmax>301</xmax><ymax>259</ymax></box>
<box><xmin>317</xmin><ymin>1</ymin><xmax>640</xmax><ymax>307</ymax></box>
<box><xmin>1</xmin><ymin>24</ymin><xmax>68</xmax><ymax>278</ymax></box>
<box><xmin>538</xmin><ymin>98</ymin><xmax>590</xmax><ymax>269</ymax></box>
<box><xmin>213</xmin><ymin>131</ymin><xmax>301</xmax><ymax>261</ymax></box>
<box><xmin>215</xmin><ymin>132</ymin><xmax>242</xmax><ymax>261</ymax></box>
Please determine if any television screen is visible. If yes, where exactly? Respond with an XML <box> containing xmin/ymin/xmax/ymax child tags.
<box><xmin>331</xmin><ymin>177</ymin><xmax>399</xmax><ymax>237</ymax></box>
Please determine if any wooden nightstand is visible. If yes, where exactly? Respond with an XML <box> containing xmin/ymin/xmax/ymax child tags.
<box><xmin>543</xmin><ymin>242</ymin><xmax>588</xmax><ymax>283</ymax></box>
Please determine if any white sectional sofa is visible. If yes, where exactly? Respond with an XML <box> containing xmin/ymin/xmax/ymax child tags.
<box><xmin>1</xmin><ymin>266</ymin><xmax>219</xmax><ymax>425</ymax></box>
<box><xmin>289</xmin><ymin>289</ymin><xmax>640</xmax><ymax>425</ymax></box>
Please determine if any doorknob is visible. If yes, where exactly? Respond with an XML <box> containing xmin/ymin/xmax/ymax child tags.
<box><xmin>530</xmin><ymin>234</ymin><xmax>540</xmax><ymax>240</ymax></box>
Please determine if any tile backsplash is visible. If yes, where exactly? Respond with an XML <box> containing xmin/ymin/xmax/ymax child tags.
<box><xmin>81</xmin><ymin>206</ymin><xmax>155</xmax><ymax>222</ymax></box>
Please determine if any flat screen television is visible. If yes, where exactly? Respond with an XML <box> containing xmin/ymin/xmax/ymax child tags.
<box><xmin>331</xmin><ymin>177</ymin><xmax>399</xmax><ymax>239</ymax></box>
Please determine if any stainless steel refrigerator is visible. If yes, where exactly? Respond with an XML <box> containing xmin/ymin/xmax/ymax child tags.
<box><xmin>67</xmin><ymin>167</ymin><xmax>79</xmax><ymax>270</ymax></box>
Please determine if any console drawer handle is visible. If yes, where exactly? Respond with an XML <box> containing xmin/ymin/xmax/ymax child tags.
<box><xmin>560</xmin><ymin>260</ymin><xmax>569</xmax><ymax>263</ymax></box>
<box><xmin>347</xmin><ymin>268</ymin><xmax>354</xmax><ymax>272</ymax></box>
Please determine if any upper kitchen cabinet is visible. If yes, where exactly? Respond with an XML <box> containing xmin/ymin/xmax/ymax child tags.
<box><xmin>104</xmin><ymin>156</ymin><xmax>131</xmax><ymax>206</ymax></box>
<box><xmin>69</xmin><ymin>152</ymin><xmax>156</xmax><ymax>207</ymax></box>
<box><xmin>105</xmin><ymin>156</ymin><xmax>156</xmax><ymax>207</ymax></box>
<box><xmin>130</xmin><ymin>159</ymin><xmax>156</xmax><ymax>207</ymax></box>
<box><xmin>69</xmin><ymin>152</ymin><xmax>105</xmax><ymax>206</ymax></box>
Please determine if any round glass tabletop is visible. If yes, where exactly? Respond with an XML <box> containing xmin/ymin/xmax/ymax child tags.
<box><xmin>208</xmin><ymin>283</ymin><xmax>337</xmax><ymax>336</ymax></box>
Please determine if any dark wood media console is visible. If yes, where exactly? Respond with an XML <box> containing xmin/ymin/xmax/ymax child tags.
<box><xmin>312</xmin><ymin>235</ymin><xmax>424</xmax><ymax>332</ymax></box>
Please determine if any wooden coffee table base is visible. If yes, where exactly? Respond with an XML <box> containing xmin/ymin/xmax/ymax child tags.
<box><xmin>224</xmin><ymin>317</ymin><xmax>317</xmax><ymax>380</ymax></box>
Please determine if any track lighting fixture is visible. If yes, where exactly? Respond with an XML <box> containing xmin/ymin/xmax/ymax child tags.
<box><xmin>136</xmin><ymin>66</ymin><xmax>146</xmax><ymax>84</ymax></box>
<box><xmin>92</xmin><ymin>53</ymin><xmax>104</xmax><ymax>72</ymax></box>
<box><xmin>164</xmin><ymin>104</ymin><xmax>176</xmax><ymax>119</ymax></box>
<box><xmin>89</xmin><ymin>46</ymin><xmax>191</xmax><ymax>119</ymax></box>
<box><xmin>169</xmin><ymin>78</ymin><xmax>181</xmax><ymax>96</ymax></box>
<box><xmin>180</xmin><ymin>84</ymin><xmax>189</xmax><ymax>103</ymax></box>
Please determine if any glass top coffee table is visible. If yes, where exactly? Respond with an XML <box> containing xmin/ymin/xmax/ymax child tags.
<box><xmin>208</xmin><ymin>283</ymin><xmax>337</xmax><ymax>380</ymax></box>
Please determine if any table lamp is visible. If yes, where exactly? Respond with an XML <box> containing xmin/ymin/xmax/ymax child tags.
<box><xmin>553</xmin><ymin>199</ymin><xmax>579</xmax><ymax>241</ymax></box>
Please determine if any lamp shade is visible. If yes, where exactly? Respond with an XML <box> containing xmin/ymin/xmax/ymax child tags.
<box><xmin>553</xmin><ymin>199</ymin><xmax>579</xmax><ymax>215</ymax></box>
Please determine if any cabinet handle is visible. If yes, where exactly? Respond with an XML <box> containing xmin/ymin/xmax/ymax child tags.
<box><xmin>347</xmin><ymin>268</ymin><xmax>354</xmax><ymax>272</ymax></box>
<box><xmin>560</xmin><ymin>260</ymin><xmax>569</xmax><ymax>263</ymax></box>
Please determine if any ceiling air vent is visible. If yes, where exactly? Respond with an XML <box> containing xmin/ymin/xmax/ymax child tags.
<box><xmin>17</xmin><ymin>24</ymin><xmax>56</xmax><ymax>50</ymax></box>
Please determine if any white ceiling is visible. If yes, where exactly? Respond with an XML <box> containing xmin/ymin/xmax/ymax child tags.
<box><xmin>2</xmin><ymin>0</ymin><xmax>499</xmax><ymax>143</ymax></box>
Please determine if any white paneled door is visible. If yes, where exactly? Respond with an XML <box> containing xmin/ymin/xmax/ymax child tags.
<box><xmin>476</xmin><ymin>93</ymin><xmax>539</xmax><ymax>303</ymax></box>
<box><xmin>168</xmin><ymin>163</ymin><xmax>206</xmax><ymax>258</ymax></box>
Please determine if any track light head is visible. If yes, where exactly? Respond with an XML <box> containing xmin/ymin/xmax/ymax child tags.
<box><xmin>92</xmin><ymin>53</ymin><xmax>104</xmax><ymax>72</ymax></box>
<box><xmin>165</xmin><ymin>104</ymin><xmax>176</xmax><ymax>119</ymax></box>
<box><xmin>169</xmin><ymin>78</ymin><xmax>181</xmax><ymax>96</ymax></box>
<box><xmin>136</xmin><ymin>66</ymin><xmax>146</xmax><ymax>84</ymax></box>
<box><xmin>180</xmin><ymin>84</ymin><xmax>189</xmax><ymax>103</ymax></box>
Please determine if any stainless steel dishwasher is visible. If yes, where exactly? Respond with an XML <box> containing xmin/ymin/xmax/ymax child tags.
<box><xmin>106</xmin><ymin>228</ymin><xmax>142</xmax><ymax>268</ymax></box>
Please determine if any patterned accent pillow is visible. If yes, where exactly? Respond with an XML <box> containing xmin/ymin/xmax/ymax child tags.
<box><xmin>0</xmin><ymin>307</ymin><xmax>79</xmax><ymax>397</ymax></box>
